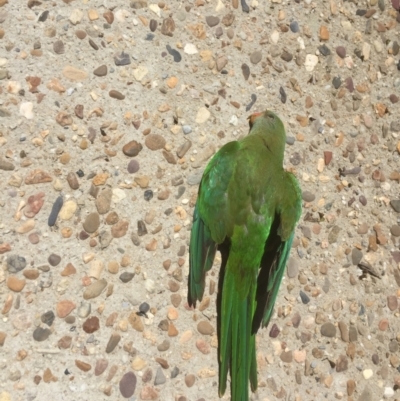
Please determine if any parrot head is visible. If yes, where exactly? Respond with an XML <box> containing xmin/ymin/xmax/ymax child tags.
<box><xmin>248</xmin><ymin>111</ymin><xmax>263</xmax><ymax>128</ymax></box>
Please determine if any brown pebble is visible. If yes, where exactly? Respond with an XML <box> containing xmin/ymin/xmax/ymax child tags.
<box><xmin>83</xmin><ymin>316</ymin><xmax>100</xmax><ymax>333</ymax></box>
<box><xmin>347</xmin><ymin>379</ymin><xmax>356</xmax><ymax>396</ymax></box>
<box><xmin>280</xmin><ymin>350</ymin><xmax>293</xmax><ymax>363</ymax></box>
<box><xmin>95</xmin><ymin>359</ymin><xmax>109</xmax><ymax>376</ymax></box>
<box><xmin>129</xmin><ymin>312</ymin><xmax>144</xmax><ymax>332</ymax></box>
<box><xmin>109</xmin><ymin>89</ymin><xmax>125</xmax><ymax>100</ymax></box>
<box><xmin>319</xmin><ymin>25</ymin><xmax>329</xmax><ymax>40</ymax></box>
<box><xmin>365</xmin><ymin>9</ymin><xmax>376</xmax><ymax>18</ymax></box>
<box><xmin>111</xmin><ymin>220</ymin><xmax>129</xmax><ymax>238</ymax></box>
<box><xmin>323</xmin><ymin>151</ymin><xmax>332</xmax><ymax>165</ymax></box>
<box><xmin>106</xmin><ymin>312</ymin><xmax>118</xmax><ymax>326</ymax></box>
<box><xmin>161</xmin><ymin>17</ymin><xmax>175</xmax><ymax>36</ymax></box>
<box><xmin>7</xmin><ymin>276</ymin><xmax>26</xmax><ymax>292</ymax></box>
<box><xmin>170</xmin><ymin>294</ymin><xmax>182</xmax><ymax>307</ymax></box>
<box><xmin>162</xmin><ymin>150</ymin><xmax>176</xmax><ymax>164</ymax></box>
<box><xmin>347</xmin><ymin>342</ymin><xmax>356</xmax><ymax>359</ymax></box>
<box><xmin>123</xmin><ymin>140</ymin><xmax>143</xmax><ymax>157</ymax></box>
<box><xmin>149</xmin><ymin>19</ymin><xmax>157</xmax><ymax>32</ymax></box>
<box><xmin>61</xmin><ymin>262</ymin><xmax>76</xmax><ymax>276</ymax></box>
<box><xmin>75</xmin><ymin>104</ymin><xmax>84</xmax><ymax>119</ymax></box>
<box><xmin>119</xmin><ymin>371</ymin><xmax>137</xmax><ymax>397</ymax></box>
<box><xmin>67</xmin><ymin>172</ymin><xmax>79</xmax><ymax>190</ymax></box>
<box><xmin>75</xmin><ymin>30</ymin><xmax>87</xmax><ymax>39</ymax></box>
<box><xmin>197</xmin><ymin>320</ymin><xmax>214</xmax><ymax>335</ymax></box>
<box><xmin>168</xmin><ymin>322</ymin><xmax>179</xmax><ymax>337</ymax></box>
<box><xmin>387</xmin><ymin>295</ymin><xmax>398</xmax><ymax>311</ymax></box>
<box><xmin>56</xmin><ymin>111</ymin><xmax>73</xmax><ymax>126</ymax></box>
<box><xmin>103</xmin><ymin>10</ymin><xmax>114</xmax><ymax>24</ymax></box>
<box><xmin>305</xmin><ymin>95</ymin><xmax>313</xmax><ymax>108</ymax></box>
<box><xmin>106</xmin><ymin>333</ymin><xmax>121</xmax><ymax>353</ymax></box>
<box><xmin>390</xmin><ymin>225</ymin><xmax>400</xmax><ymax>237</ymax></box>
<box><xmin>0</xmin><ymin>331</ymin><xmax>7</xmax><ymax>346</ymax></box>
<box><xmin>185</xmin><ymin>374</ymin><xmax>195</xmax><ymax>387</ymax></box>
<box><xmin>83</xmin><ymin>212</ymin><xmax>100</xmax><ymax>233</ymax></box>
<box><xmin>196</xmin><ymin>338</ymin><xmax>210</xmax><ymax>354</ymax></box>
<box><xmin>56</xmin><ymin>300</ymin><xmax>76</xmax><ymax>318</ymax></box>
<box><xmin>43</xmin><ymin>368</ymin><xmax>57</xmax><ymax>383</ymax></box>
<box><xmin>145</xmin><ymin>134</ymin><xmax>166</xmax><ymax>150</ymax></box>
<box><xmin>25</xmin><ymin>192</ymin><xmax>45</xmax><ymax>217</ymax></box>
<box><xmin>140</xmin><ymin>386</ymin><xmax>158</xmax><ymax>400</ymax></box>
<box><xmin>155</xmin><ymin>357</ymin><xmax>169</xmax><ymax>369</ymax></box>
<box><xmin>336</xmin><ymin>354</ymin><xmax>348</xmax><ymax>372</ymax></box>
<box><xmin>338</xmin><ymin>321</ymin><xmax>349</xmax><ymax>342</ymax></box>
<box><xmin>58</xmin><ymin>335</ymin><xmax>72</xmax><ymax>349</ymax></box>
<box><xmin>378</xmin><ymin>318</ymin><xmax>389</xmax><ymax>331</ymax></box>
<box><xmin>93</xmin><ymin>65</ymin><xmax>107</xmax><ymax>77</ymax></box>
<box><xmin>23</xmin><ymin>269</ymin><xmax>39</xmax><ymax>280</ymax></box>
<box><xmin>28</xmin><ymin>232</ymin><xmax>40</xmax><ymax>244</ymax></box>
<box><xmin>75</xmin><ymin>359</ymin><xmax>91</xmax><ymax>372</ymax></box>
<box><xmin>53</xmin><ymin>40</ymin><xmax>65</xmax><ymax>54</ymax></box>
<box><xmin>25</xmin><ymin>169</ymin><xmax>52</xmax><ymax>185</ymax></box>
<box><xmin>336</xmin><ymin>46</ymin><xmax>346</xmax><ymax>58</ymax></box>
<box><xmin>168</xmin><ymin>280</ymin><xmax>180</xmax><ymax>292</ymax></box>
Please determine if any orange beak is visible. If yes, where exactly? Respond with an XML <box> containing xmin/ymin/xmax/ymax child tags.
<box><xmin>248</xmin><ymin>111</ymin><xmax>263</xmax><ymax>127</ymax></box>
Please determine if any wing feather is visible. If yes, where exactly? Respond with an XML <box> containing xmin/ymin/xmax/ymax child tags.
<box><xmin>188</xmin><ymin>140</ymin><xmax>241</xmax><ymax>306</ymax></box>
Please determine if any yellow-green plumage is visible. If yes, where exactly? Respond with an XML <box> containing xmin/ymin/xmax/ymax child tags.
<box><xmin>188</xmin><ymin>110</ymin><xmax>302</xmax><ymax>401</ymax></box>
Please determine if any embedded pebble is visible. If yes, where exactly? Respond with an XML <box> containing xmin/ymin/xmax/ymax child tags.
<box><xmin>119</xmin><ymin>372</ymin><xmax>137</xmax><ymax>397</ymax></box>
<box><xmin>321</xmin><ymin>322</ymin><xmax>336</xmax><ymax>337</ymax></box>
<box><xmin>7</xmin><ymin>255</ymin><xmax>26</xmax><ymax>273</ymax></box>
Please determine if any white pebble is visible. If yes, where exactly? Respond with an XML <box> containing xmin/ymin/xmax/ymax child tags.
<box><xmin>304</xmin><ymin>54</ymin><xmax>319</xmax><ymax>72</ymax></box>
<box><xmin>362</xmin><ymin>369</ymin><xmax>373</xmax><ymax>379</ymax></box>
<box><xmin>229</xmin><ymin>115</ymin><xmax>238</xmax><ymax>126</ymax></box>
<box><xmin>270</xmin><ymin>30</ymin><xmax>280</xmax><ymax>44</ymax></box>
<box><xmin>215</xmin><ymin>0</ymin><xmax>225</xmax><ymax>11</ymax></box>
<box><xmin>384</xmin><ymin>387</ymin><xmax>394</xmax><ymax>398</ymax></box>
<box><xmin>195</xmin><ymin>107</ymin><xmax>210</xmax><ymax>124</ymax></box>
<box><xmin>114</xmin><ymin>9</ymin><xmax>131</xmax><ymax>23</ymax></box>
<box><xmin>133</xmin><ymin>66</ymin><xmax>149</xmax><ymax>81</ymax></box>
<box><xmin>145</xmin><ymin>279</ymin><xmax>155</xmax><ymax>293</ymax></box>
<box><xmin>19</xmin><ymin>102</ymin><xmax>34</xmax><ymax>119</ymax></box>
<box><xmin>184</xmin><ymin>43</ymin><xmax>198</xmax><ymax>55</ymax></box>
<box><xmin>69</xmin><ymin>9</ymin><xmax>83</xmax><ymax>25</ymax></box>
<box><xmin>373</xmin><ymin>39</ymin><xmax>383</xmax><ymax>53</ymax></box>
<box><xmin>362</xmin><ymin>42</ymin><xmax>371</xmax><ymax>60</ymax></box>
<box><xmin>297</xmin><ymin>37</ymin><xmax>305</xmax><ymax>50</ymax></box>
<box><xmin>7</xmin><ymin>80</ymin><xmax>21</xmax><ymax>94</ymax></box>
<box><xmin>148</xmin><ymin>4</ymin><xmax>161</xmax><ymax>17</ymax></box>
<box><xmin>112</xmin><ymin>188</ymin><xmax>126</xmax><ymax>203</ymax></box>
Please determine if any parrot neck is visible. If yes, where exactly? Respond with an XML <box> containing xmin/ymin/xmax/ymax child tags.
<box><xmin>249</xmin><ymin>122</ymin><xmax>286</xmax><ymax>164</ymax></box>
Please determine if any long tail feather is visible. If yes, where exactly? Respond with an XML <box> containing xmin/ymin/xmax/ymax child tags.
<box><xmin>219</xmin><ymin>271</ymin><xmax>257</xmax><ymax>401</ymax></box>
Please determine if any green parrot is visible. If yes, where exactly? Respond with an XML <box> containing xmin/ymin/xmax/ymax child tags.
<box><xmin>188</xmin><ymin>110</ymin><xmax>302</xmax><ymax>401</ymax></box>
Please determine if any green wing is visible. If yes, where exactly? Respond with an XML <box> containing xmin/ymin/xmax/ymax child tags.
<box><xmin>188</xmin><ymin>141</ymin><xmax>240</xmax><ymax>306</ymax></box>
<box><xmin>252</xmin><ymin>171</ymin><xmax>302</xmax><ymax>331</ymax></box>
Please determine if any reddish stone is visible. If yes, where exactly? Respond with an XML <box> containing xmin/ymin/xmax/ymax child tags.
<box><xmin>323</xmin><ymin>151</ymin><xmax>333</xmax><ymax>166</ymax></box>
<box><xmin>25</xmin><ymin>169</ymin><xmax>52</xmax><ymax>185</ymax></box>
<box><xmin>82</xmin><ymin>316</ymin><xmax>100</xmax><ymax>333</ymax></box>
<box><xmin>24</xmin><ymin>192</ymin><xmax>45</xmax><ymax>218</ymax></box>
<box><xmin>0</xmin><ymin>243</ymin><xmax>11</xmax><ymax>254</ymax></box>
